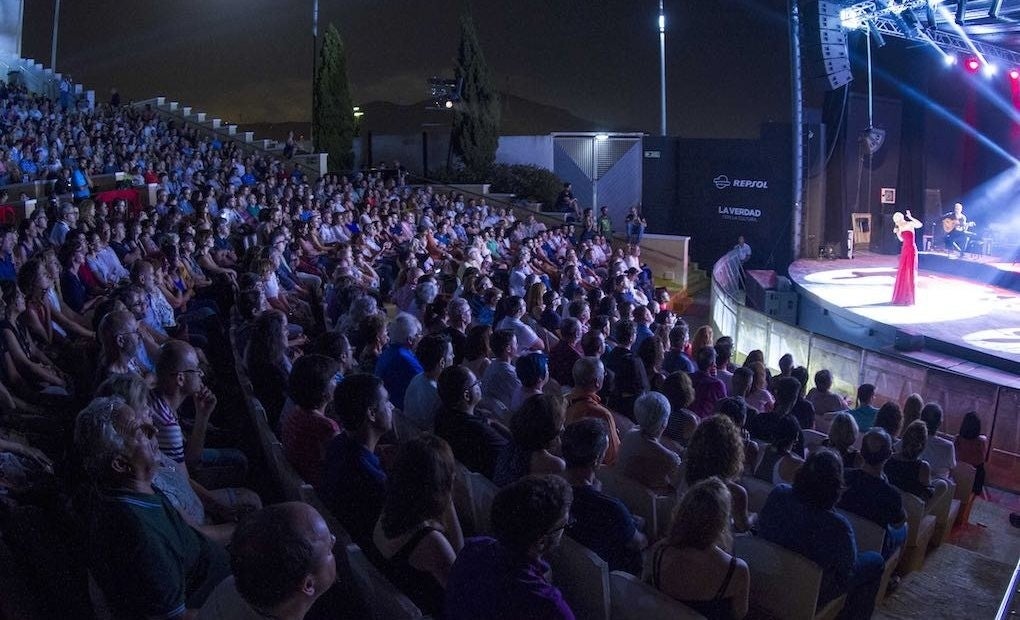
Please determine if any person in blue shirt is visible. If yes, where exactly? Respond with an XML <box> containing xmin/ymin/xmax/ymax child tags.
<box><xmin>757</xmin><ymin>449</ymin><xmax>884</xmax><ymax>620</ymax></box>
<box><xmin>374</xmin><ymin>312</ymin><xmax>424</xmax><ymax>411</ymax></box>
<box><xmin>72</xmin><ymin>158</ymin><xmax>91</xmax><ymax>200</ymax></box>
<box><xmin>838</xmin><ymin>428</ymin><xmax>908</xmax><ymax>560</ymax></box>
<box><xmin>320</xmin><ymin>373</ymin><xmax>392</xmax><ymax>550</ymax></box>
<box><xmin>847</xmin><ymin>383</ymin><xmax>880</xmax><ymax>431</ymax></box>
<box><xmin>0</xmin><ymin>226</ymin><xmax>17</xmax><ymax>282</ymax></box>
<box><xmin>562</xmin><ymin>418</ymin><xmax>647</xmax><ymax>573</ymax></box>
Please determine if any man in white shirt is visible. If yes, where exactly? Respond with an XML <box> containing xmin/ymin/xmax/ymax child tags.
<box><xmin>920</xmin><ymin>403</ymin><xmax>957</xmax><ymax>480</ymax></box>
<box><xmin>734</xmin><ymin>236</ymin><xmax>752</xmax><ymax>263</ymax></box>
<box><xmin>481</xmin><ymin>329</ymin><xmax>521</xmax><ymax>412</ymax></box>
<box><xmin>497</xmin><ymin>296</ymin><xmax>544</xmax><ymax>352</ymax></box>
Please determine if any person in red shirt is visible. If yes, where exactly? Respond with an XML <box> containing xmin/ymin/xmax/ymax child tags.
<box><xmin>281</xmin><ymin>354</ymin><xmax>342</xmax><ymax>487</ymax></box>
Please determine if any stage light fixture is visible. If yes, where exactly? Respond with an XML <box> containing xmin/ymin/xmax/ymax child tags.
<box><xmin>966</xmin><ymin>58</ymin><xmax>981</xmax><ymax>72</ymax></box>
<box><xmin>868</xmin><ymin>23</ymin><xmax>887</xmax><ymax>48</ymax></box>
<box><xmin>943</xmin><ymin>54</ymin><xmax>957</xmax><ymax>67</ymax></box>
<box><xmin>1010</xmin><ymin>69</ymin><xmax>1020</xmax><ymax>80</ymax></box>
<box><xmin>595</xmin><ymin>133</ymin><xmax>609</xmax><ymax>141</ymax></box>
<box><xmin>984</xmin><ymin>63</ymin><xmax>998</xmax><ymax>77</ymax></box>
<box><xmin>956</xmin><ymin>0</ymin><xmax>968</xmax><ymax>24</ymax></box>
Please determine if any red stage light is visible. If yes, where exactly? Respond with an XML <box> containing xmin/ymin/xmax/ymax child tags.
<box><xmin>1010</xmin><ymin>69</ymin><xmax>1020</xmax><ymax>80</ymax></box>
<box><xmin>966</xmin><ymin>58</ymin><xmax>981</xmax><ymax>71</ymax></box>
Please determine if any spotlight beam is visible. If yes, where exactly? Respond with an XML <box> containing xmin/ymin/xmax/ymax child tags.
<box><xmin>873</xmin><ymin>62</ymin><xmax>1020</xmax><ymax>167</ymax></box>
<box><xmin>938</xmin><ymin>4</ymin><xmax>988</xmax><ymax>65</ymax></box>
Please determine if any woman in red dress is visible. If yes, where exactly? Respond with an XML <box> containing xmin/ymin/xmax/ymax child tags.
<box><xmin>891</xmin><ymin>210</ymin><xmax>923</xmax><ymax>305</ymax></box>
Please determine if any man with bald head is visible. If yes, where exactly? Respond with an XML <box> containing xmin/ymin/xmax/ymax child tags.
<box><xmin>97</xmin><ymin>309</ymin><xmax>147</xmax><ymax>381</ymax></box>
<box><xmin>199</xmin><ymin>502</ymin><xmax>337</xmax><ymax>620</ymax></box>
<box><xmin>837</xmin><ymin>428</ymin><xmax>907</xmax><ymax>559</ymax></box>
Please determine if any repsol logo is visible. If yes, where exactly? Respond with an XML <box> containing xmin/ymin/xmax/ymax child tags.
<box><xmin>718</xmin><ymin>206</ymin><xmax>762</xmax><ymax>217</ymax></box>
<box><xmin>713</xmin><ymin>175</ymin><xmax>768</xmax><ymax>190</ymax></box>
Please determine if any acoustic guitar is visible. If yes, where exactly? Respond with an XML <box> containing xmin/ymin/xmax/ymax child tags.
<box><xmin>942</xmin><ymin>217</ymin><xmax>976</xmax><ymax>234</ymax></box>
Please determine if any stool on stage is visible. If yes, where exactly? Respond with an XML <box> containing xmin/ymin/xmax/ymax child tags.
<box><xmin>922</xmin><ymin>234</ymin><xmax>934</xmax><ymax>252</ymax></box>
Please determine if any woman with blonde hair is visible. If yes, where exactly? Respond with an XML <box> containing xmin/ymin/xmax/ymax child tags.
<box><xmin>690</xmin><ymin>325</ymin><xmax>714</xmax><ymax>361</ymax></box>
<box><xmin>902</xmin><ymin>393</ymin><xmax>924</xmax><ymax>432</ymax></box>
<box><xmin>646</xmin><ymin>477</ymin><xmax>749</xmax><ymax>619</ymax></box>
<box><xmin>823</xmin><ymin>412</ymin><xmax>861</xmax><ymax>469</ymax></box>
<box><xmin>744</xmin><ymin>361</ymin><xmax>775</xmax><ymax>413</ymax></box>
<box><xmin>523</xmin><ymin>281</ymin><xmax>558</xmax><ymax>350</ymax></box>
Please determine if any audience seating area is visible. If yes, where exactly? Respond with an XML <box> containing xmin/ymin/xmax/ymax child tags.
<box><xmin>0</xmin><ymin>74</ymin><xmax>996</xmax><ymax>620</ymax></box>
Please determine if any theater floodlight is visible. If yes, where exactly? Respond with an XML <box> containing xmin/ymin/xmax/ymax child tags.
<box><xmin>984</xmin><ymin>63</ymin><xmax>999</xmax><ymax>77</ymax></box>
<box><xmin>944</xmin><ymin>54</ymin><xmax>958</xmax><ymax>66</ymax></box>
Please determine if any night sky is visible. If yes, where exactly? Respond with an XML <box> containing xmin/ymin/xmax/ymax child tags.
<box><xmin>21</xmin><ymin>0</ymin><xmax>792</xmax><ymax>139</ymax></box>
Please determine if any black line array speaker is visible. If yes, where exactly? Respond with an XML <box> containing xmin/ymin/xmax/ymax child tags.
<box><xmin>801</xmin><ymin>1</ymin><xmax>853</xmax><ymax>91</ymax></box>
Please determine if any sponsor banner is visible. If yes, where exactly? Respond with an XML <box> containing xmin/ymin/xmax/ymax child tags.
<box><xmin>641</xmin><ymin>136</ymin><xmax>792</xmax><ymax>272</ymax></box>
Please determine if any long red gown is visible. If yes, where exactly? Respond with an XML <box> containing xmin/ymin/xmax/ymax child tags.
<box><xmin>891</xmin><ymin>228</ymin><xmax>917</xmax><ymax>305</ymax></box>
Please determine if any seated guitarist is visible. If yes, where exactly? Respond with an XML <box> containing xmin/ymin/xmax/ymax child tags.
<box><xmin>943</xmin><ymin>202</ymin><xmax>974</xmax><ymax>257</ymax></box>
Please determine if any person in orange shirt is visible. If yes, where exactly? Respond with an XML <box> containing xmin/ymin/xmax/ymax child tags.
<box><xmin>565</xmin><ymin>356</ymin><xmax>627</xmax><ymax>465</ymax></box>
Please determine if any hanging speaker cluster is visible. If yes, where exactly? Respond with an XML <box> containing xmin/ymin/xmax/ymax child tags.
<box><xmin>801</xmin><ymin>0</ymin><xmax>853</xmax><ymax>91</ymax></box>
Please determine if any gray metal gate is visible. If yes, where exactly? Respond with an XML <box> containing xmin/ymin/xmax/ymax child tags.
<box><xmin>552</xmin><ymin>133</ymin><xmax>642</xmax><ymax>230</ymax></box>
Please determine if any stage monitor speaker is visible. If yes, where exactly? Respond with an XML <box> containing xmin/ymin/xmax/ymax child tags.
<box><xmin>819</xmin><ymin>239</ymin><xmax>849</xmax><ymax>259</ymax></box>
<box><xmin>801</xmin><ymin>1</ymin><xmax>853</xmax><ymax>91</ymax></box>
<box><xmin>894</xmin><ymin>329</ymin><xmax>925</xmax><ymax>351</ymax></box>
<box><xmin>924</xmin><ymin>189</ymin><xmax>942</xmax><ymax>216</ymax></box>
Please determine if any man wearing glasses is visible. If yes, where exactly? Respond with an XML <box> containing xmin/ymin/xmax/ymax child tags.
<box><xmin>49</xmin><ymin>202</ymin><xmax>78</xmax><ymax>246</ymax></box>
<box><xmin>445</xmin><ymin>476</ymin><xmax>575</xmax><ymax>619</ymax></box>
<box><xmin>149</xmin><ymin>340</ymin><xmax>256</xmax><ymax>517</ymax></box>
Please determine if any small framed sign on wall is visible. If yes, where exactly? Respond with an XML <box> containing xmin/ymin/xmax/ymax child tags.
<box><xmin>880</xmin><ymin>188</ymin><xmax>896</xmax><ymax>204</ymax></box>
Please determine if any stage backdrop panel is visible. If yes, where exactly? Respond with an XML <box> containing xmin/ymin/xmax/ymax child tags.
<box><xmin>860</xmin><ymin>351</ymin><xmax>928</xmax><ymax>407</ymax></box>
<box><xmin>643</xmin><ymin>135</ymin><xmax>792</xmax><ymax>273</ymax></box>
<box><xmin>923</xmin><ymin>369</ymin><xmax>1000</xmax><ymax>448</ymax></box>
<box><xmin>768</xmin><ymin>319</ymin><xmax>811</xmax><ymax>374</ymax></box>
<box><xmin>989</xmin><ymin>387</ymin><xmax>1020</xmax><ymax>489</ymax></box>
<box><xmin>807</xmin><ymin>334</ymin><xmax>863</xmax><ymax>402</ymax></box>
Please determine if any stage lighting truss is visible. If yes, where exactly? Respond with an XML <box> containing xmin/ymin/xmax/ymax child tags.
<box><xmin>840</xmin><ymin>0</ymin><xmax>928</xmax><ymax>32</ymax></box>
<box><xmin>838</xmin><ymin>0</ymin><xmax>1020</xmax><ymax>68</ymax></box>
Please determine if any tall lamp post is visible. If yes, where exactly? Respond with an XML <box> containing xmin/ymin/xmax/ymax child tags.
<box><xmin>51</xmin><ymin>0</ymin><xmax>61</xmax><ymax>70</ymax></box>
<box><xmin>658</xmin><ymin>0</ymin><xmax>667</xmax><ymax>136</ymax></box>
<box><xmin>311</xmin><ymin>0</ymin><xmax>319</xmax><ymax>145</ymax></box>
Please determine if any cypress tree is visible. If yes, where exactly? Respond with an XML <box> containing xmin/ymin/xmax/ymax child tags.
<box><xmin>313</xmin><ymin>24</ymin><xmax>356</xmax><ymax>171</ymax></box>
<box><xmin>451</xmin><ymin>11</ymin><xmax>501</xmax><ymax>177</ymax></box>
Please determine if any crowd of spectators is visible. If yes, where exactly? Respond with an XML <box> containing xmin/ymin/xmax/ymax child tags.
<box><xmin>0</xmin><ymin>79</ymin><xmax>990</xmax><ymax>620</ymax></box>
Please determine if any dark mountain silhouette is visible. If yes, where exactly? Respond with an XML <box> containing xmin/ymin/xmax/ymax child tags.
<box><xmin>240</xmin><ymin>92</ymin><xmax>624</xmax><ymax>142</ymax></box>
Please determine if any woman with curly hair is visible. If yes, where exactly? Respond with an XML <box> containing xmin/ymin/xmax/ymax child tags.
<box><xmin>689</xmin><ymin>325</ymin><xmax>714</xmax><ymax>361</ymax></box>
<box><xmin>684</xmin><ymin>415</ymin><xmax>752</xmax><ymax>532</ymax></box>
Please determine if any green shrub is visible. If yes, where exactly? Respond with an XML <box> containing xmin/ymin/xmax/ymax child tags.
<box><xmin>487</xmin><ymin>164</ymin><xmax>563</xmax><ymax>208</ymax></box>
<box><xmin>430</xmin><ymin>163</ymin><xmax>563</xmax><ymax>209</ymax></box>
